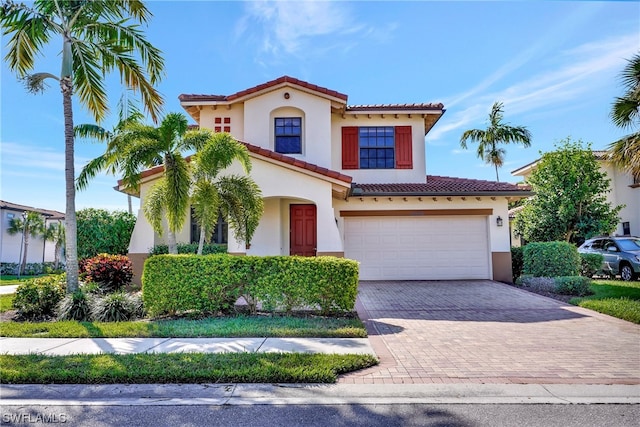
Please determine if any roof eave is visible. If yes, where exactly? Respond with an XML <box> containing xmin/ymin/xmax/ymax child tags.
<box><xmin>350</xmin><ymin>190</ymin><xmax>533</xmax><ymax>198</ymax></box>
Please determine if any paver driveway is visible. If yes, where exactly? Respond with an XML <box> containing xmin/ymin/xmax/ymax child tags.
<box><xmin>339</xmin><ymin>280</ymin><xmax>640</xmax><ymax>385</ymax></box>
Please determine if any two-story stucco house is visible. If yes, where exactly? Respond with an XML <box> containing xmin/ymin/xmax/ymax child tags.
<box><xmin>511</xmin><ymin>150</ymin><xmax>640</xmax><ymax>244</ymax></box>
<box><xmin>122</xmin><ymin>76</ymin><xmax>531</xmax><ymax>283</ymax></box>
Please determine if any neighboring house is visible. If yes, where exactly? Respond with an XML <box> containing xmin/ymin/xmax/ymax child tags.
<box><xmin>0</xmin><ymin>200</ymin><xmax>65</xmax><ymax>267</ymax></box>
<box><xmin>511</xmin><ymin>150</ymin><xmax>640</xmax><ymax>241</ymax></box>
<box><xmin>120</xmin><ymin>76</ymin><xmax>531</xmax><ymax>283</ymax></box>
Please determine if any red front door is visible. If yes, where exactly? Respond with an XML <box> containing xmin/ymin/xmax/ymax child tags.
<box><xmin>290</xmin><ymin>204</ymin><xmax>317</xmax><ymax>256</ymax></box>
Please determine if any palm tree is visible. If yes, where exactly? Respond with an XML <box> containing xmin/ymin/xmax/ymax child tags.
<box><xmin>460</xmin><ymin>102</ymin><xmax>532</xmax><ymax>181</ymax></box>
<box><xmin>7</xmin><ymin>211</ymin><xmax>45</xmax><ymax>276</ymax></box>
<box><xmin>76</xmin><ymin>92</ymin><xmax>144</xmax><ymax>214</ymax></box>
<box><xmin>191</xmin><ymin>133</ymin><xmax>264</xmax><ymax>254</ymax></box>
<box><xmin>609</xmin><ymin>53</ymin><xmax>640</xmax><ymax>179</ymax></box>
<box><xmin>92</xmin><ymin>112</ymin><xmax>212</xmax><ymax>254</ymax></box>
<box><xmin>43</xmin><ymin>221</ymin><xmax>65</xmax><ymax>270</ymax></box>
<box><xmin>1</xmin><ymin>0</ymin><xmax>164</xmax><ymax>292</ymax></box>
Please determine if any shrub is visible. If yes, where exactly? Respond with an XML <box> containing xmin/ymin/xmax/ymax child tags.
<box><xmin>0</xmin><ymin>263</ymin><xmax>18</xmax><ymax>275</ymax></box>
<box><xmin>523</xmin><ymin>241</ymin><xmax>580</xmax><ymax>277</ymax></box>
<box><xmin>148</xmin><ymin>243</ymin><xmax>227</xmax><ymax>256</ymax></box>
<box><xmin>580</xmin><ymin>253</ymin><xmax>604</xmax><ymax>278</ymax></box>
<box><xmin>83</xmin><ymin>254</ymin><xmax>133</xmax><ymax>293</ymax></box>
<box><xmin>57</xmin><ymin>289</ymin><xmax>92</xmax><ymax>321</ymax></box>
<box><xmin>77</xmin><ymin>208</ymin><xmax>136</xmax><ymax>259</ymax></box>
<box><xmin>142</xmin><ymin>255</ymin><xmax>359</xmax><ymax>317</ymax></box>
<box><xmin>91</xmin><ymin>292</ymin><xmax>141</xmax><ymax>322</ymax></box>
<box><xmin>515</xmin><ymin>275</ymin><xmax>556</xmax><ymax>293</ymax></box>
<box><xmin>554</xmin><ymin>276</ymin><xmax>593</xmax><ymax>296</ymax></box>
<box><xmin>12</xmin><ymin>274</ymin><xmax>65</xmax><ymax>320</ymax></box>
<box><xmin>511</xmin><ymin>246</ymin><xmax>524</xmax><ymax>281</ymax></box>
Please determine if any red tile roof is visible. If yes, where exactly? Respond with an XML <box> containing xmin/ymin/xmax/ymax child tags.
<box><xmin>347</xmin><ymin>103</ymin><xmax>444</xmax><ymax>111</ymax></box>
<box><xmin>351</xmin><ymin>176</ymin><xmax>532</xmax><ymax>196</ymax></box>
<box><xmin>238</xmin><ymin>140</ymin><xmax>352</xmax><ymax>183</ymax></box>
<box><xmin>117</xmin><ymin>140</ymin><xmax>352</xmax><ymax>189</ymax></box>
<box><xmin>179</xmin><ymin>75</ymin><xmax>348</xmax><ymax>103</ymax></box>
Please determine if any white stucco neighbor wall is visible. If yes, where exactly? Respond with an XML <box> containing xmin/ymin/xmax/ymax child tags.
<box><xmin>243</xmin><ymin>88</ymin><xmax>333</xmax><ymax>169</ymax></box>
<box><xmin>330</xmin><ymin>114</ymin><xmax>427</xmax><ymax>184</ymax></box>
<box><xmin>1</xmin><ymin>209</ymin><xmax>60</xmax><ymax>265</ymax></box>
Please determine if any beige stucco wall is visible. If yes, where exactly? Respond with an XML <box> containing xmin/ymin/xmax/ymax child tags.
<box><xmin>331</xmin><ymin>114</ymin><xmax>427</xmax><ymax>184</ymax></box>
<box><xmin>601</xmin><ymin>164</ymin><xmax>639</xmax><ymax>236</ymax></box>
<box><xmin>241</xmin><ymin>87</ymin><xmax>333</xmax><ymax>169</ymax></box>
<box><xmin>198</xmin><ymin>104</ymin><xmax>246</xmax><ymax>141</ymax></box>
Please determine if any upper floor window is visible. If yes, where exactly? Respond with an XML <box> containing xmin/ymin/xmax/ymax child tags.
<box><xmin>359</xmin><ymin>127</ymin><xmax>395</xmax><ymax>169</ymax></box>
<box><xmin>275</xmin><ymin>117</ymin><xmax>302</xmax><ymax>154</ymax></box>
<box><xmin>342</xmin><ymin>125</ymin><xmax>412</xmax><ymax>170</ymax></box>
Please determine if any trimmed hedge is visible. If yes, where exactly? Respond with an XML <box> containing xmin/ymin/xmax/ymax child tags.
<box><xmin>580</xmin><ymin>253</ymin><xmax>604</xmax><ymax>278</ymax></box>
<box><xmin>523</xmin><ymin>241</ymin><xmax>580</xmax><ymax>277</ymax></box>
<box><xmin>554</xmin><ymin>276</ymin><xmax>593</xmax><ymax>296</ymax></box>
<box><xmin>142</xmin><ymin>255</ymin><xmax>359</xmax><ymax>317</ymax></box>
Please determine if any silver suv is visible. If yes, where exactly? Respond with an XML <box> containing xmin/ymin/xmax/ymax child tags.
<box><xmin>578</xmin><ymin>236</ymin><xmax>640</xmax><ymax>281</ymax></box>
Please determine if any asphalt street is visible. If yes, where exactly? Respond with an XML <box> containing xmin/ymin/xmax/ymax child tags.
<box><xmin>1</xmin><ymin>403</ymin><xmax>639</xmax><ymax>427</ymax></box>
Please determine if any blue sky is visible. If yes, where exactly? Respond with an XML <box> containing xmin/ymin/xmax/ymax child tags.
<box><xmin>1</xmin><ymin>1</ymin><xmax>638</xmax><ymax>213</ymax></box>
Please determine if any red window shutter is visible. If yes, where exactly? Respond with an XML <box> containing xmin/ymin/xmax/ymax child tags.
<box><xmin>395</xmin><ymin>126</ymin><xmax>412</xmax><ymax>169</ymax></box>
<box><xmin>342</xmin><ymin>127</ymin><xmax>359</xmax><ymax>169</ymax></box>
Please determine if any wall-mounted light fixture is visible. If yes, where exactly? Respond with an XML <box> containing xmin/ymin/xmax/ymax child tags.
<box><xmin>284</xmin><ymin>92</ymin><xmax>290</xmax><ymax>99</ymax></box>
<box><xmin>496</xmin><ymin>216</ymin><xmax>503</xmax><ymax>227</ymax></box>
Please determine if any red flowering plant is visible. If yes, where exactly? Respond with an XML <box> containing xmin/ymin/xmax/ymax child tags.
<box><xmin>82</xmin><ymin>254</ymin><xmax>133</xmax><ymax>293</ymax></box>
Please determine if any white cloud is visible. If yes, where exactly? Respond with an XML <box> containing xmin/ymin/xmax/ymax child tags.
<box><xmin>1</xmin><ymin>141</ymin><xmax>95</xmax><ymax>178</ymax></box>
<box><xmin>428</xmin><ymin>32</ymin><xmax>638</xmax><ymax>144</ymax></box>
<box><xmin>238</xmin><ymin>0</ymin><xmax>395</xmax><ymax>61</ymax></box>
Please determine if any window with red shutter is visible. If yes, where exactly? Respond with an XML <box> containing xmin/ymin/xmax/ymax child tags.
<box><xmin>395</xmin><ymin>126</ymin><xmax>412</xmax><ymax>169</ymax></box>
<box><xmin>342</xmin><ymin>127</ymin><xmax>359</xmax><ymax>169</ymax></box>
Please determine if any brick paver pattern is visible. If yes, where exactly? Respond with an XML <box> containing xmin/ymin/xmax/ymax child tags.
<box><xmin>339</xmin><ymin>281</ymin><xmax>640</xmax><ymax>385</ymax></box>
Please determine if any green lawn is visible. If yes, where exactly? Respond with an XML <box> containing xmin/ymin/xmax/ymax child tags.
<box><xmin>0</xmin><ymin>294</ymin><xmax>15</xmax><ymax>312</ymax></box>
<box><xmin>0</xmin><ymin>315</ymin><xmax>367</xmax><ymax>338</ymax></box>
<box><xmin>570</xmin><ymin>279</ymin><xmax>640</xmax><ymax>324</ymax></box>
<box><xmin>0</xmin><ymin>274</ymin><xmax>56</xmax><ymax>286</ymax></box>
<box><xmin>0</xmin><ymin>353</ymin><xmax>378</xmax><ymax>384</ymax></box>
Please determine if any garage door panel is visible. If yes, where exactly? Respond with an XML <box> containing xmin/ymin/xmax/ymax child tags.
<box><xmin>344</xmin><ymin>216</ymin><xmax>490</xmax><ymax>280</ymax></box>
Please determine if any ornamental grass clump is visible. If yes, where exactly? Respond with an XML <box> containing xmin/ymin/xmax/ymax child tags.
<box><xmin>91</xmin><ymin>292</ymin><xmax>142</xmax><ymax>322</ymax></box>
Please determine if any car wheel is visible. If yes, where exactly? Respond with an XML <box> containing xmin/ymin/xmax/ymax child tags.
<box><xmin>620</xmin><ymin>264</ymin><xmax>634</xmax><ymax>282</ymax></box>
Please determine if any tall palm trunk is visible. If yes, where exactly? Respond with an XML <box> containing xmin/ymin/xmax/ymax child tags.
<box><xmin>20</xmin><ymin>226</ymin><xmax>29</xmax><ymax>276</ymax></box>
<box><xmin>167</xmin><ymin>230</ymin><xmax>178</xmax><ymax>255</ymax></box>
<box><xmin>62</xmin><ymin>76</ymin><xmax>79</xmax><ymax>292</ymax></box>
<box><xmin>197</xmin><ymin>226</ymin><xmax>206</xmax><ymax>255</ymax></box>
<box><xmin>495</xmin><ymin>165</ymin><xmax>500</xmax><ymax>182</ymax></box>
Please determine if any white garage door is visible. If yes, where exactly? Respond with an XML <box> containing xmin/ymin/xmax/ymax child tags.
<box><xmin>344</xmin><ymin>216</ymin><xmax>490</xmax><ymax>280</ymax></box>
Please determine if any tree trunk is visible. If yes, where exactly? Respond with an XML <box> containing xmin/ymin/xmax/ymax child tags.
<box><xmin>20</xmin><ymin>228</ymin><xmax>29</xmax><ymax>276</ymax></box>
<box><xmin>127</xmin><ymin>195</ymin><xmax>133</xmax><ymax>215</ymax></box>
<box><xmin>54</xmin><ymin>242</ymin><xmax>60</xmax><ymax>270</ymax></box>
<box><xmin>495</xmin><ymin>164</ymin><xmax>500</xmax><ymax>182</ymax></box>
<box><xmin>62</xmin><ymin>77</ymin><xmax>79</xmax><ymax>292</ymax></box>
<box><xmin>167</xmin><ymin>230</ymin><xmax>178</xmax><ymax>254</ymax></box>
<box><xmin>197</xmin><ymin>226</ymin><xmax>206</xmax><ymax>255</ymax></box>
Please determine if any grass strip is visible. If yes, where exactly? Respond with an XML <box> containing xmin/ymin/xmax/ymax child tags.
<box><xmin>0</xmin><ymin>316</ymin><xmax>367</xmax><ymax>338</ymax></box>
<box><xmin>570</xmin><ymin>280</ymin><xmax>640</xmax><ymax>324</ymax></box>
<box><xmin>0</xmin><ymin>353</ymin><xmax>378</xmax><ymax>384</ymax></box>
<box><xmin>0</xmin><ymin>294</ymin><xmax>14</xmax><ymax>313</ymax></box>
<box><xmin>0</xmin><ymin>275</ymin><xmax>55</xmax><ymax>286</ymax></box>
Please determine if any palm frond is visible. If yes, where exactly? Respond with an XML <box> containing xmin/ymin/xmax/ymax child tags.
<box><xmin>71</xmin><ymin>39</ymin><xmax>109</xmax><ymax>122</ymax></box>
<box><xmin>143</xmin><ymin>179</ymin><xmax>167</xmax><ymax>235</ymax></box>
<box><xmin>162</xmin><ymin>152</ymin><xmax>191</xmax><ymax>234</ymax></box>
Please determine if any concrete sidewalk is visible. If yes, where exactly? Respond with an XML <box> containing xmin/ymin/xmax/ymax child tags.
<box><xmin>0</xmin><ymin>337</ymin><xmax>375</xmax><ymax>356</ymax></box>
<box><xmin>0</xmin><ymin>285</ymin><xmax>18</xmax><ymax>295</ymax></box>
